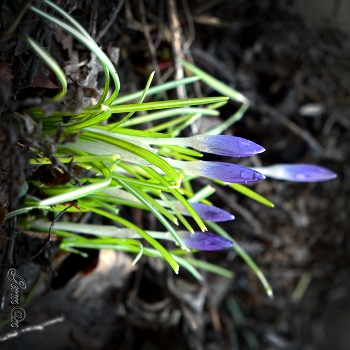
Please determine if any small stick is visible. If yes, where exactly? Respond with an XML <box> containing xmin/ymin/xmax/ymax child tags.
<box><xmin>15</xmin><ymin>202</ymin><xmax>77</xmax><ymax>268</ymax></box>
<box><xmin>139</xmin><ymin>0</ymin><xmax>167</xmax><ymax>100</ymax></box>
<box><xmin>167</xmin><ymin>0</ymin><xmax>187</xmax><ymax>99</ymax></box>
<box><xmin>96</xmin><ymin>0</ymin><xmax>125</xmax><ymax>42</ymax></box>
<box><xmin>0</xmin><ymin>315</ymin><xmax>65</xmax><ymax>343</ymax></box>
<box><xmin>258</xmin><ymin>103</ymin><xmax>324</xmax><ymax>156</ymax></box>
<box><xmin>89</xmin><ymin>0</ymin><xmax>99</xmax><ymax>40</ymax></box>
<box><xmin>181</xmin><ymin>0</ymin><xmax>195</xmax><ymax>55</ymax></box>
<box><xmin>153</xmin><ymin>0</ymin><xmax>165</xmax><ymax>51</ymax></box>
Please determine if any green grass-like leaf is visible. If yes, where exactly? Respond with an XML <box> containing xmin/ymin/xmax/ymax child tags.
<box><xmin>178</xmin><ymin>58</ymin><xmax>249</xmax><ymax>105</ymax></box>
<box><xmin>110</xmin><ymin>71</ymin><xmax>155</xmax><ymax>129</ymax></box>
<box><xmin>109</xmin><ymin>97</ymin><xmax>228</xmax><ymax>114</ymax></box>
<box><xmin>30</xmin><ymin>2</ymin><xmax>120</xmax><ymax>106</ymax></box>
<box><xmin>82</xmin><ymin>129</ymin><xmax>181</xmax><ymax>184</ymax></box>
<box><xmin>27</xmin><ymin>37</ymin><xmax>67</xmax><ymax>101</ymax></box>
<box><xmin>116</xmin><ymin>179</ymin><xmax>189</xmax><ymax>251</ymax></box>
<box><xmin>230</xmin><ymin>184</ymin><xmax>274</xmax><ymax>207</ymax></box>
<box><xmin>178</xmin><ymin>58</ymin><xmax>250</xmax><ymax>133</ymax></box>
<box><xmin>112</xmin><ymin>76</ymin><xmax>200</xmax><ymax>105</ymax></box>
<box><xmin>41</xmin><ymin>0</ymin><xmax>120</xmax><ymax>106</ymax></box>
<box><xmin>141</xmin><ymin>166</ymin><xmax>207</xmax><ymax>232</ymax></box>
<box><xmin>206</xmin><ymin>221</ymin><xmax>274</xmax><ymax>299</ymax></box>
<box><xmin>87</xmin><ymin>207</ymin><xmax>180</xmax><ymax>274</ymax></box>
<box><xmin>111</xmin><ymin>107</ymin><xmax>219</xmax><ymax>128</ymax></box>
<box><xmin>183</xmin><ymin>257</ymin><xmax>234</xmax><ymax>278</ymax></box>
<box><xmin>38</xmin><ymin>175</ymin><xmax>112</xmax><ymax>206</ymax></box>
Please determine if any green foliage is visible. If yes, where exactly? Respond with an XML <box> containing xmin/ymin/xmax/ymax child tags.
<box><xmin>7</xmin><ymin>0</ymin><xmax>275</xmax><ymax>293</ymax></box>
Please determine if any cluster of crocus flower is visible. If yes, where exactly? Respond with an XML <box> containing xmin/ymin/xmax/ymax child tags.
<box><xmin>138</xmin><ymin>134</ymin><xmax>267</xmax><ymax>184</ymax></box>
<box><xmin>71</xmin><ymin>131</ymin><xmax>338</xmax><ymax>251</ymax></box>
<box><xmin>146</xmin><ymin>134</ymin><xmax>337</xmax><ymax>251</ymax></box>
<box><xmin>133</xmin><ymin>134</ymin><xmax>338</xmax><ymax>183</ymax></box>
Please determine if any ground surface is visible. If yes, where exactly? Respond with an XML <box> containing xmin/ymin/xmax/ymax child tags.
<box><xmin>0</xmin><ymin>1</ymin><xmax>349</xmax><ymax>349</ymax></box>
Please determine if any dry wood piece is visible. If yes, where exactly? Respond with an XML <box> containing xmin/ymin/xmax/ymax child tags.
<box><xmin>139</xmin><ymin>0</ymin><xmax>163</xmax><ymax>86</ymax></box>
<box><xmin>0</xmin><ymin>315</ymin><xmax>65</xmax><ymax>343</ymax></box>
<box><xmin>96</xmin><ymin>0</ymin><xmax>125</xmax><ymax>42</ymax></box>
<box><xmin>167</xmin><ymin>0</ymin><xmax>187</xmax><ymax>99</ymax></box>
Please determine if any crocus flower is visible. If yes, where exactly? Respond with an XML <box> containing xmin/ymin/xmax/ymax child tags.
<box><xmin>181</xmin><ymin>232</ymin><xmax>233</xmax><ymax>251</ymax></box>
<box><xmin>173</xmin><ymin>202</ymin><xmax>235</xmax><ymax>222</ymax></box>
<box><xmin>168</xmin><ymin>159</ymin><xmax>265</xmax><ymax>184</ymax></box>
<box><xmin>101</xmin><ymin>188</ymin><xmax>235</xmax><ymax>221</ymax></box>
<box><xmin>180</xmin><ymin>135</ymin><xmax>265</xmax><ymax>157</ymax></box>
<box><xmin>253</xmin><ymin>164</ymin><xmax>337</xmax><ymax>182</ymax></box>
<box><xmin>137</xmin><ymin>134</ymin><xmax>265</xmax><ymax>158</ymax></box>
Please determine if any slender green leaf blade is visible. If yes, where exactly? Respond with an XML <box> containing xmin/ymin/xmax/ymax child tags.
<box><xmin>230</xmin><ymin>184</ymin><xmax>274</xmax><ymax>207</ymax></box>
<box><xmin>183</xmin><ymin>257</ymin><xmax>234</xmax><ymax>278</ymax></box>
<box><xmin>112</xmin><ymin>76</ymin><xmax>200</xmax><ymax>105</ymax></box>
<box><xmin>109</xmin><ymin>97</ymin><xmax>228</xmax><ymax>114</ymax></box>
<box><xmin>178</xmin><ymin>58</ymin><xmax>249</xmax><ymax>105</ymax></box>
<box><xmin>116</xmin><ymin>179</ymin><xmax>189</xmax><ymax>251</ymax></box>
<box><xmin>206</xmin><ymin>221</ymin><xmax>274</xmax><ymax>299</ymax></box>
<box><xmin>89</xmin><ymin>207</ymin><xmax>180</xmax><ymax>273</ymax></box>
<box><xmin>111</xmin><ymin>71</ymin><xmax>155</xmax><ymax>128</ymax></box>
<box><xmin>39</xmin><ymin>176</ymin><xmax>112</xmax><ymax>206</ymax></box>
<box><xmin>27</xmin><ymin>37</ymin><xmax>67</xmax><ymax>101</ymax></box>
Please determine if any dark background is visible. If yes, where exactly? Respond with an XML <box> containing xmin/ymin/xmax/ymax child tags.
<box><xmin>0</xmin><ymin>1</ymin><xmax>349</xmax><ymax>349</ymax></box>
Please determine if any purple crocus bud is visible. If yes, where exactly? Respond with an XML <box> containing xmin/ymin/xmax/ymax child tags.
<box><xmin>168</xmin><ymin>160</ymin><xmax>265</xmax><ymax>184</ymax></box>
<box><xmin>173</xmin><ymin>202</ymin><xmax>234</xmax><ymax>222</ymax></box>
<box><xmin>182</xmin><ymin>232</ymin><xmax>233</xmax><ymax>251</ymax></box>
<box><xmin>185</xmin><ymin>135</ymin><xmax>265</xmax><ymax>157</ymax></box>
<box><xmin>253</xmin><ymin>164</ymin><xmax>337</xmax><ymax>182</ymax></box>
<box><xmin>190</xmin><ymin>202</ymin><xmax>235</xmax><ymax>222</ymax></box>
<box><xmin>138</xmin><ymin>134</ymin><xmax>265</xmax><ymax>158</ymax></box>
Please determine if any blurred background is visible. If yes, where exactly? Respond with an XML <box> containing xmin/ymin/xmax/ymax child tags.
<box><xmin>1</xmin><ymin>1</ymin><xmax>349</xmax><ymax>349</ymax></box>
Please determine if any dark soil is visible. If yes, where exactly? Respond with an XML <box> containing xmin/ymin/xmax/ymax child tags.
<box><xmin>1</xmin><ymin>1</ymin><xmax>349</xmax><ymax>349</ymax></box>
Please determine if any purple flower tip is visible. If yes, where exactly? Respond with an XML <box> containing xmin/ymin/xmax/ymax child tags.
<box><xmin>254</xmin><ymin>164</ymin><xmax>338</xmax><ymax>182</ymax></box>
<box><xmin>182</xmin><ymin>232</ymin><xmax>233</xmax><ymax>251</ymax></box>
<box><xmin>189</xmin><ymin>135</ymin><xmax>265</xmax><ymax>158</ymax></box>
<box><xmin>189</xmin><ymin>202</ymin><xmax>235</xmax><ymax>222</ymax></box>
<box><xmin>188</xmin><ymin>161</ymin><xmax>265</xmax><ymax>184</ymax></box>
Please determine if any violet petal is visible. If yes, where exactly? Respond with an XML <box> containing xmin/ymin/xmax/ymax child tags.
<box><xmin>188</xmin><ymin>135</ymin><xmax>265</xmax><ymax>157</ymax></box>
<box><xmin>189</xmin><ymin>202</ymin><xmax>234</xmax><ymax>222</ymax></box>
<box><xmin>182</xmin><ymin>232</ymin><xmax>233</xmax><ymax>251</ymax></box>
<box><xmin>185</xmin><ymin>161</ymin><xmax>265</xmax><ymax>184</ymax></box>
<box><xmin>253</xmin><ymin>164</ymin><xmax>338</xmax><ymax>182</ymax></box>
